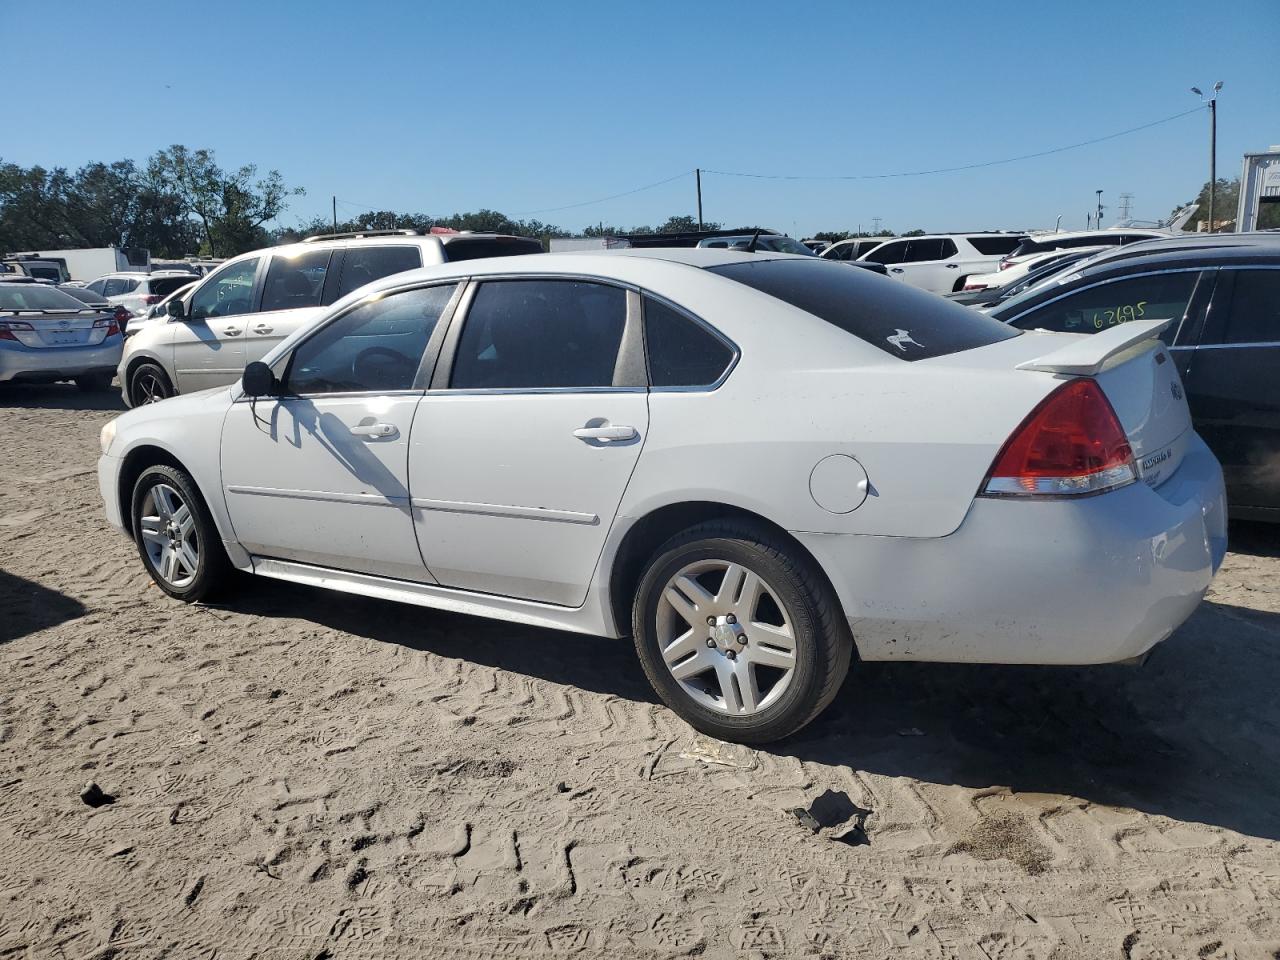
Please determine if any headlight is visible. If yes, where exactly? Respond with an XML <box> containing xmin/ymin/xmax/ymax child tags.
<box><xmin>99</xmin><ymin>419</ymin><xmax>117</xmax><ymax>455</ymax></box>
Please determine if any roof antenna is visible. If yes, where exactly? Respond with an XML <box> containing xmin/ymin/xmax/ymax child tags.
<box><xmin>745</xmin><ymin>228</ymin><xmax>761</xmax><ymax>253</ymax></box>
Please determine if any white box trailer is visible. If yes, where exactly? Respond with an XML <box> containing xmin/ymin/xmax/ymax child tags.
<box><xmin>9</xmin><ymin>247</ymin><xmax>151</xmax><ymax>283</ymax></box>
<box><xmin>549</xmin><ymin>236</ymin><xmax>633</xmax><ymax>253</ymax></box>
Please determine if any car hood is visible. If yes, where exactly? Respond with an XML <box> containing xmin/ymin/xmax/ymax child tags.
<box><xmin>114</xmin><ymin>384</ymin><xmax>233</xmax><ymax>432</ymax></box>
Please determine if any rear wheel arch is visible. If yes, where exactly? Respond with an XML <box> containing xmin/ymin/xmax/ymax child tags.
<box><xmin>607</xmin><ymin>501</ymin><xmax>849</xmax><ymax>641</ymax></box>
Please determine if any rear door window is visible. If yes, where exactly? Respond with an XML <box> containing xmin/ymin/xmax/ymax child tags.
<box><xmin>261</xmin><ymin>248</ymin><xmax>333</xmax><ymax>312</ymax></box>
<box><xmin>707</xmin><ymin>259</ymin><xmax>1018</xmax><ymax>360</ymax></box>
<box><xmin>450</xmin><ymin>280</ymin><xmax>627</xmax><ymax>389</ymax></box>
<box><xmin>904</xmin><ymin>239</ymin><xmax>948</xmax><ymax>262</ymax></box>
<box><xmin>1008</xmin><ymin>271</ymin><xmax>1200</xmax><ymax>338</ymax></box>
<box><xmin>643</xmin><ymin>296</ymin><xmax>734</xmax><ymax>388</ymax></box>
<box><xmin>1202</xmin><ymin>269</ymin><xmax>1280</xmax><ymax>345</ymax></box>
<box><xmin>335</xmin><ymin>245</ymin><xmax>422</xmax><ymax>299</ymax></box>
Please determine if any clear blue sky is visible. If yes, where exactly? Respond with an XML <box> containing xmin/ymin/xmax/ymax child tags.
<box><xmin>7</xmin><ymin>0</ymin><xmax>1278</xmax><ymax>236</ymax></box>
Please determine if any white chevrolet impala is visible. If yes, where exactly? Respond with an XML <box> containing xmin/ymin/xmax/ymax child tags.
<box><xmin>97</xmin><ymin>250</ymin><xmax>1227</xmax><ymax>743</ymax></box>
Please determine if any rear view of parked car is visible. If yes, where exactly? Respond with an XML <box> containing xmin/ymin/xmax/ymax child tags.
<box><xmin>85</xmin><ymin>271</ymin><xmax>199</xmax><ymax>317</ymax></box>
<box><xmin>119</xmin><ymin>229</ymin><xmax>543</xmax><ymax>406</ymax></box>
<box><xmin>0</xmin><ymin>279</ymin><xmax>123</xmax><ymax>390</ymax></box>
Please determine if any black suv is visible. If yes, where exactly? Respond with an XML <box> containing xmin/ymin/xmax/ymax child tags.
<box><xmin>989</xmin><ymin>236</ymin><xmax>1280</xmax><ymax>521</ymax></box>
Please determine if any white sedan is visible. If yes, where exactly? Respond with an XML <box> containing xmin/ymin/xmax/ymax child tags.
<box><xmin>96</xmin><ymin>250</ymin><xmax>1227</xmax><ymax>743</ymax></box>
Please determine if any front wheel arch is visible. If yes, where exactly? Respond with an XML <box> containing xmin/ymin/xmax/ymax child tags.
<box><xmin>125</xmin><ymin>356</ymin><xmax>174</xmax><ymax>406</ymax></box>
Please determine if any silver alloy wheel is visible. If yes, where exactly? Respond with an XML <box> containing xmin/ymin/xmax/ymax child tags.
<box><xmin>139</xmin><ymin>483</ymin><xmax>199</xmax><ymax>588</ymax></box>
<box><xmin>135</xmin><ymin>371</ymin><xmax>168</xmax><ymax>404</ymax></box>
<box><xmin>656</xmin><ymin>559</ymin><xmax>797</xmax><ymax>716</ymax></box>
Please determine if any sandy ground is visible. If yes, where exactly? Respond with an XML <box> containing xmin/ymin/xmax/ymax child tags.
<box><xmin>1</xmin><ymin>382</ymin><xmax>1279</xmax><ymax>960</ymax></box>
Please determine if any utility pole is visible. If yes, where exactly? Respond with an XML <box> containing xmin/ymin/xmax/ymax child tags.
<box><xmin>696</xmin><ymin>168</ymin><xmax>703</xmax><ymax>231</ymax></box>
<box><xmin>332</xmin><ymin>196</ymin><xmax>338</xmax><ymax>233</ymax></box>
<box><xmin>871</xmin><ymin>217</ymin><xmax>882</xmax><ymax>234</ymax></box>
<box><xmin>1095</xmin><ymin>190</ymin><xmax>1104</xmax><ymax>228</ymax></box>
<box><xmin>1191</xmin><ymin>83</ymin><xmax>1223</xmax><ymax>232</ymax></box>
<box><xmin>1119</xmin><ymin>193</ymin><xmax>1133</xmax><ymax>221</ymax></box>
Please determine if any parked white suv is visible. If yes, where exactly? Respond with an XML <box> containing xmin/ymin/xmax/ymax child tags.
<box><xmin>85</xmin><ymin>271</ymin><xmax>200</xmax><ymax>318</ymax></box>
<box><xmin>858</xmin><ymin>233</ymin><xmax>1026</xmax><ymax>293</ymax></box>
<box><xmin>118</xmin><ymin>230</ymin><xmax>542</xmax><ymax>406</ymax></box>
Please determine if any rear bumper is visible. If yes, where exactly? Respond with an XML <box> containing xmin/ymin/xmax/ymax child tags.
<box><xmin>0</xmin><ymin>338</ymin><xmax>123</xmax><ymax>382</ymax></box>
<box><xmin>797</xmin><ymin>433</ymin><xmax>1227</xmax><ymax>665</ymax></box>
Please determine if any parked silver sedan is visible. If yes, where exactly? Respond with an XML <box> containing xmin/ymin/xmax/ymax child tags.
<box><xmin>0</xmin><ymin>279</ymin><xmax>123</xmax><ymax>390</ymax></box>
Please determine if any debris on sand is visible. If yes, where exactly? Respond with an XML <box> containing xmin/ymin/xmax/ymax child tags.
<box><xmin>80</xmin><ymin>782</ymin><xmax>115</xmax><ymax>808</ymax></box>
<box><xmin>949</xmin><ymin>812</ymin><xmax>1052</xmax><ymax>875</ymax></box>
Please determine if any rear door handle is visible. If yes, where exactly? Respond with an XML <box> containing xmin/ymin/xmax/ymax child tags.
<box><xmin>573</xmin><ymin>423</ymin><xmax>637</xmax><ymax>442</ymax></box>
<box><xmin>890</xmin><ymin>268</ymin><xmax>904</xmax><ymax>274</ymax></box>
<box><xmin>252</xmin><ymin>323</ymin><xmax>274</xmax><ymax>334</ymax></box>
<box><xmin>350</xmin><ymin>423</ymin><xmax>397</xmax><ymax>439</ymax></box>
<box><xmin>945</xmin><ymin>263</ymin><xmax>959</xmax><ymax>269</ymax></box>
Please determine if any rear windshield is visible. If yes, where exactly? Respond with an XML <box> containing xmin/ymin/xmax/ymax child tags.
<box><xmin>150</xmin><ymin>276</ymin><xmax>196</xmax><ymax>297</ymax></box>
<box><xmin>968</xmin><ymin>236</ymin><xmax>1025</xmax><ymax>255</ymax></box>
<box><xmin>1011</xmin><ymin>234</ymin><xmax>1128</xmax><ymax>258</ymax></box>
<box><xmin>0</xmin><ymin>284</ymin><xmax>95</xmax><ymax>311</ymax></box>
<box><xmin>58</xmin><ymin>286</ymin><xmax>109</xmax><ymax>305</ymax></box>
<box><xmin>707</xmin><ymin>258</ymin><xmax>1019</xmax><ymax>360</ymax></box>
<box><xmin>443</xmin><ymin>237</ymin><xmax>544</xmax><ymax>261</ymax></box>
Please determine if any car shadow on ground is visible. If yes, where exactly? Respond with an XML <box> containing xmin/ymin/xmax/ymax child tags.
<box><xmin>0</xmin><ymin>568</ymin><xmax>87</xmax><ymax>643</ymax></box>
<box><xmin>0</xmin><ymin>382</ymin><xmax>125</xmax><ymax>412</ymax></box>
<box><xmin>1228</xmin><ymin>518</ymin><xmax>1280</xmax><ymax>558</ymax></box>
<box><xmin>229</xmin><ymin>573</ymin><xmax>1280</xmax><ymax>842</ymax></box>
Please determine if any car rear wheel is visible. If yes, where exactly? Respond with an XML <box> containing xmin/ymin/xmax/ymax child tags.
<box><xmin>632</xmin><ymin>519</ymin><xmax>853</xmax><ymax>744</ymax></box>
<box><xmin>128</xmin><ymin>362</ymin><xmax>173</xmax><ymax>406</ymax></box>
<box><xmin>75</xmin><ymin>373</ymin><xmax>113</xmax><ymax>392</ymax></box>
<box><xmin>130</xmin><ymin>465</ymin><xmax>231</xmax><ymax>602</ymax></box>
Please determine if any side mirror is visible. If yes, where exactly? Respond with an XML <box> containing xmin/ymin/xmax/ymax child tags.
<box><xmin>241</xmin><ymin>361</ymin><xmax>277</xmax><ymax>398</ymax></box>
<box><xmin>166</xmin><ymin>298</ymin><xmax>187</xmax><ymax>319</ymax></box>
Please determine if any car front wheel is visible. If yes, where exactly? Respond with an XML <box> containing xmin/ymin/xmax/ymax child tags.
<box><xmin>130</xmin><ymin>465</ymin><xmax>230</xmax><ymax>602</ymax></box>
<box><xmin>128</xmin><ymin>362</ymin><xmax>173</xmax><ymax>406</ymax></box>
<box><xmin>632</xmin><ymin>520</ymin><xmax>853</xmax><ymax>744</ymax></box>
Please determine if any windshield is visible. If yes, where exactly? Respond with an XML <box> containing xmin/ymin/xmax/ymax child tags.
<box><xmin>708</xmin><ymin>258</ymin><xmax>1018</xmax><ymax>360</ymax></box>
<box><xmin>0</xmin><ymin>284</ymin><xmax>95</xmax><ymax>311</ymax></box>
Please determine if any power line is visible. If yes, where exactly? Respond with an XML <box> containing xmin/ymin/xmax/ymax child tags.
<box><xmin>701</xmin><ymin>106</ymin><xmax>1204</xmax><ymax>182</ymax></box>
<box><xmin>513</xmin><ymin>170</ymin><xmax>692</xmax><ymax>216</ymax></box>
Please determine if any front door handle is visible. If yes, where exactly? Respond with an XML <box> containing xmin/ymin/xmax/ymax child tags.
<box><xmin>890</xmin><ymin>268</ymin><xmax>905</xmax><ymax>274</ymax></box>
<box><xmin>252</xmin><ymin>323</ymin><xmax>274</xmax><ymax>334</ymax></box>
<box><xmin>350</xmin><ymin>422</ymin><xmax>397</xmax><ymax>439</ymax></box>
<box><xmin>222</xmin><ymin>326</ymin><xmax>242</xmax><ymax>336</ymax></box>
<box><xmin>573</xmin><ymin>423</ymin><xmax>637</xmax><ymax>442</ymax></box>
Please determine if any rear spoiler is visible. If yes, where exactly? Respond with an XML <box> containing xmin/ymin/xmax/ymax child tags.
<box><xmin>1015</xmin><ymin>319</ymin><xmax>1172</xmax><ymax>375</ymax></box>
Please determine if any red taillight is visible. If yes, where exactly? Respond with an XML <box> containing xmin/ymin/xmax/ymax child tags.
<box><xmin>982</xmin><ymin>378</ymin><xmax>1136</xmax><ymax>497</ymax></box>
<box><xmin>94</xmin><ymin>317</ymin><xmax>120</xmax><ymax>338</ymax></box>
<box><xmin>142</xmin><ymin>294</ymin><xmax>161</xmax><ymax>305</ymax></box>
<box><xmin>0</xmin><ymin>320</ymin><xmax>34</xmax><ymax>342</ymax></box>
<box><xmin>114</xmin><ymin>305</ymin><xmax>131</xmax><ymax>324</ymax></box>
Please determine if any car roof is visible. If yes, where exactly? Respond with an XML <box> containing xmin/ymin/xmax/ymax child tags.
<box><xmin>1021</xmin><ymin>228</ymin><xmax>1169</xmax><ymax>242</ymax></box>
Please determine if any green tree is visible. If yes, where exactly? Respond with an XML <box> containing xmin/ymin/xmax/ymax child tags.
<box><xmin>146</xmin><ymin>145</ymin><xmax>303</xmax><ymax>256</ymax></box>
<box><xmin>1175</xmin><ymin>178</ymin><xmax>1240</xmax><ymax>233</ymax></box>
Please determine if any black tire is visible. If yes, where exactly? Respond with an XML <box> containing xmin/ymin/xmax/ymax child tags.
<box><xmin>130</xmin><ymin>464</ymin><xmax>231</xmax><ymax>603</ymax></box>
<box><xmin>632</xmin><ymin>519</ymin><xmax>853</xmax><ymax>744</ymax></box>
<box><xmin>128</xmin><ymin>361</ymin><xmax>174</xmax><ymax>406</ymax></box>
<box><xmin>75</xmin><ymin>372</ymin><xmax>113</xmax><ymax>392</ymax></box>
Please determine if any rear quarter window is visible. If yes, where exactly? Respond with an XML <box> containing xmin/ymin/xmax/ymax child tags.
<box><xmin>707</xmin><ymin>258</ymin><xmax>1019</xmax><ymax>361</ymax></box>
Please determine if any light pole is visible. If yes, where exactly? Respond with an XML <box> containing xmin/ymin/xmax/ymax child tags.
<box><xmin>1095</xmin><ymin>190</ymin><xmax>1104</xmax><ymax>228</ymax></box>
<box><xmin>1191</xmin><ymin>82</ymin><xmax>1223</xmax><ymax>232</ymax></box>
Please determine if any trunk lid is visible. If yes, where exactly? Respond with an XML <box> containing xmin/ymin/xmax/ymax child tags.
<box><xmin>1</xmin><ymin>309</ymin><xmax>113</xmax><ymax>348</ymax></box>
